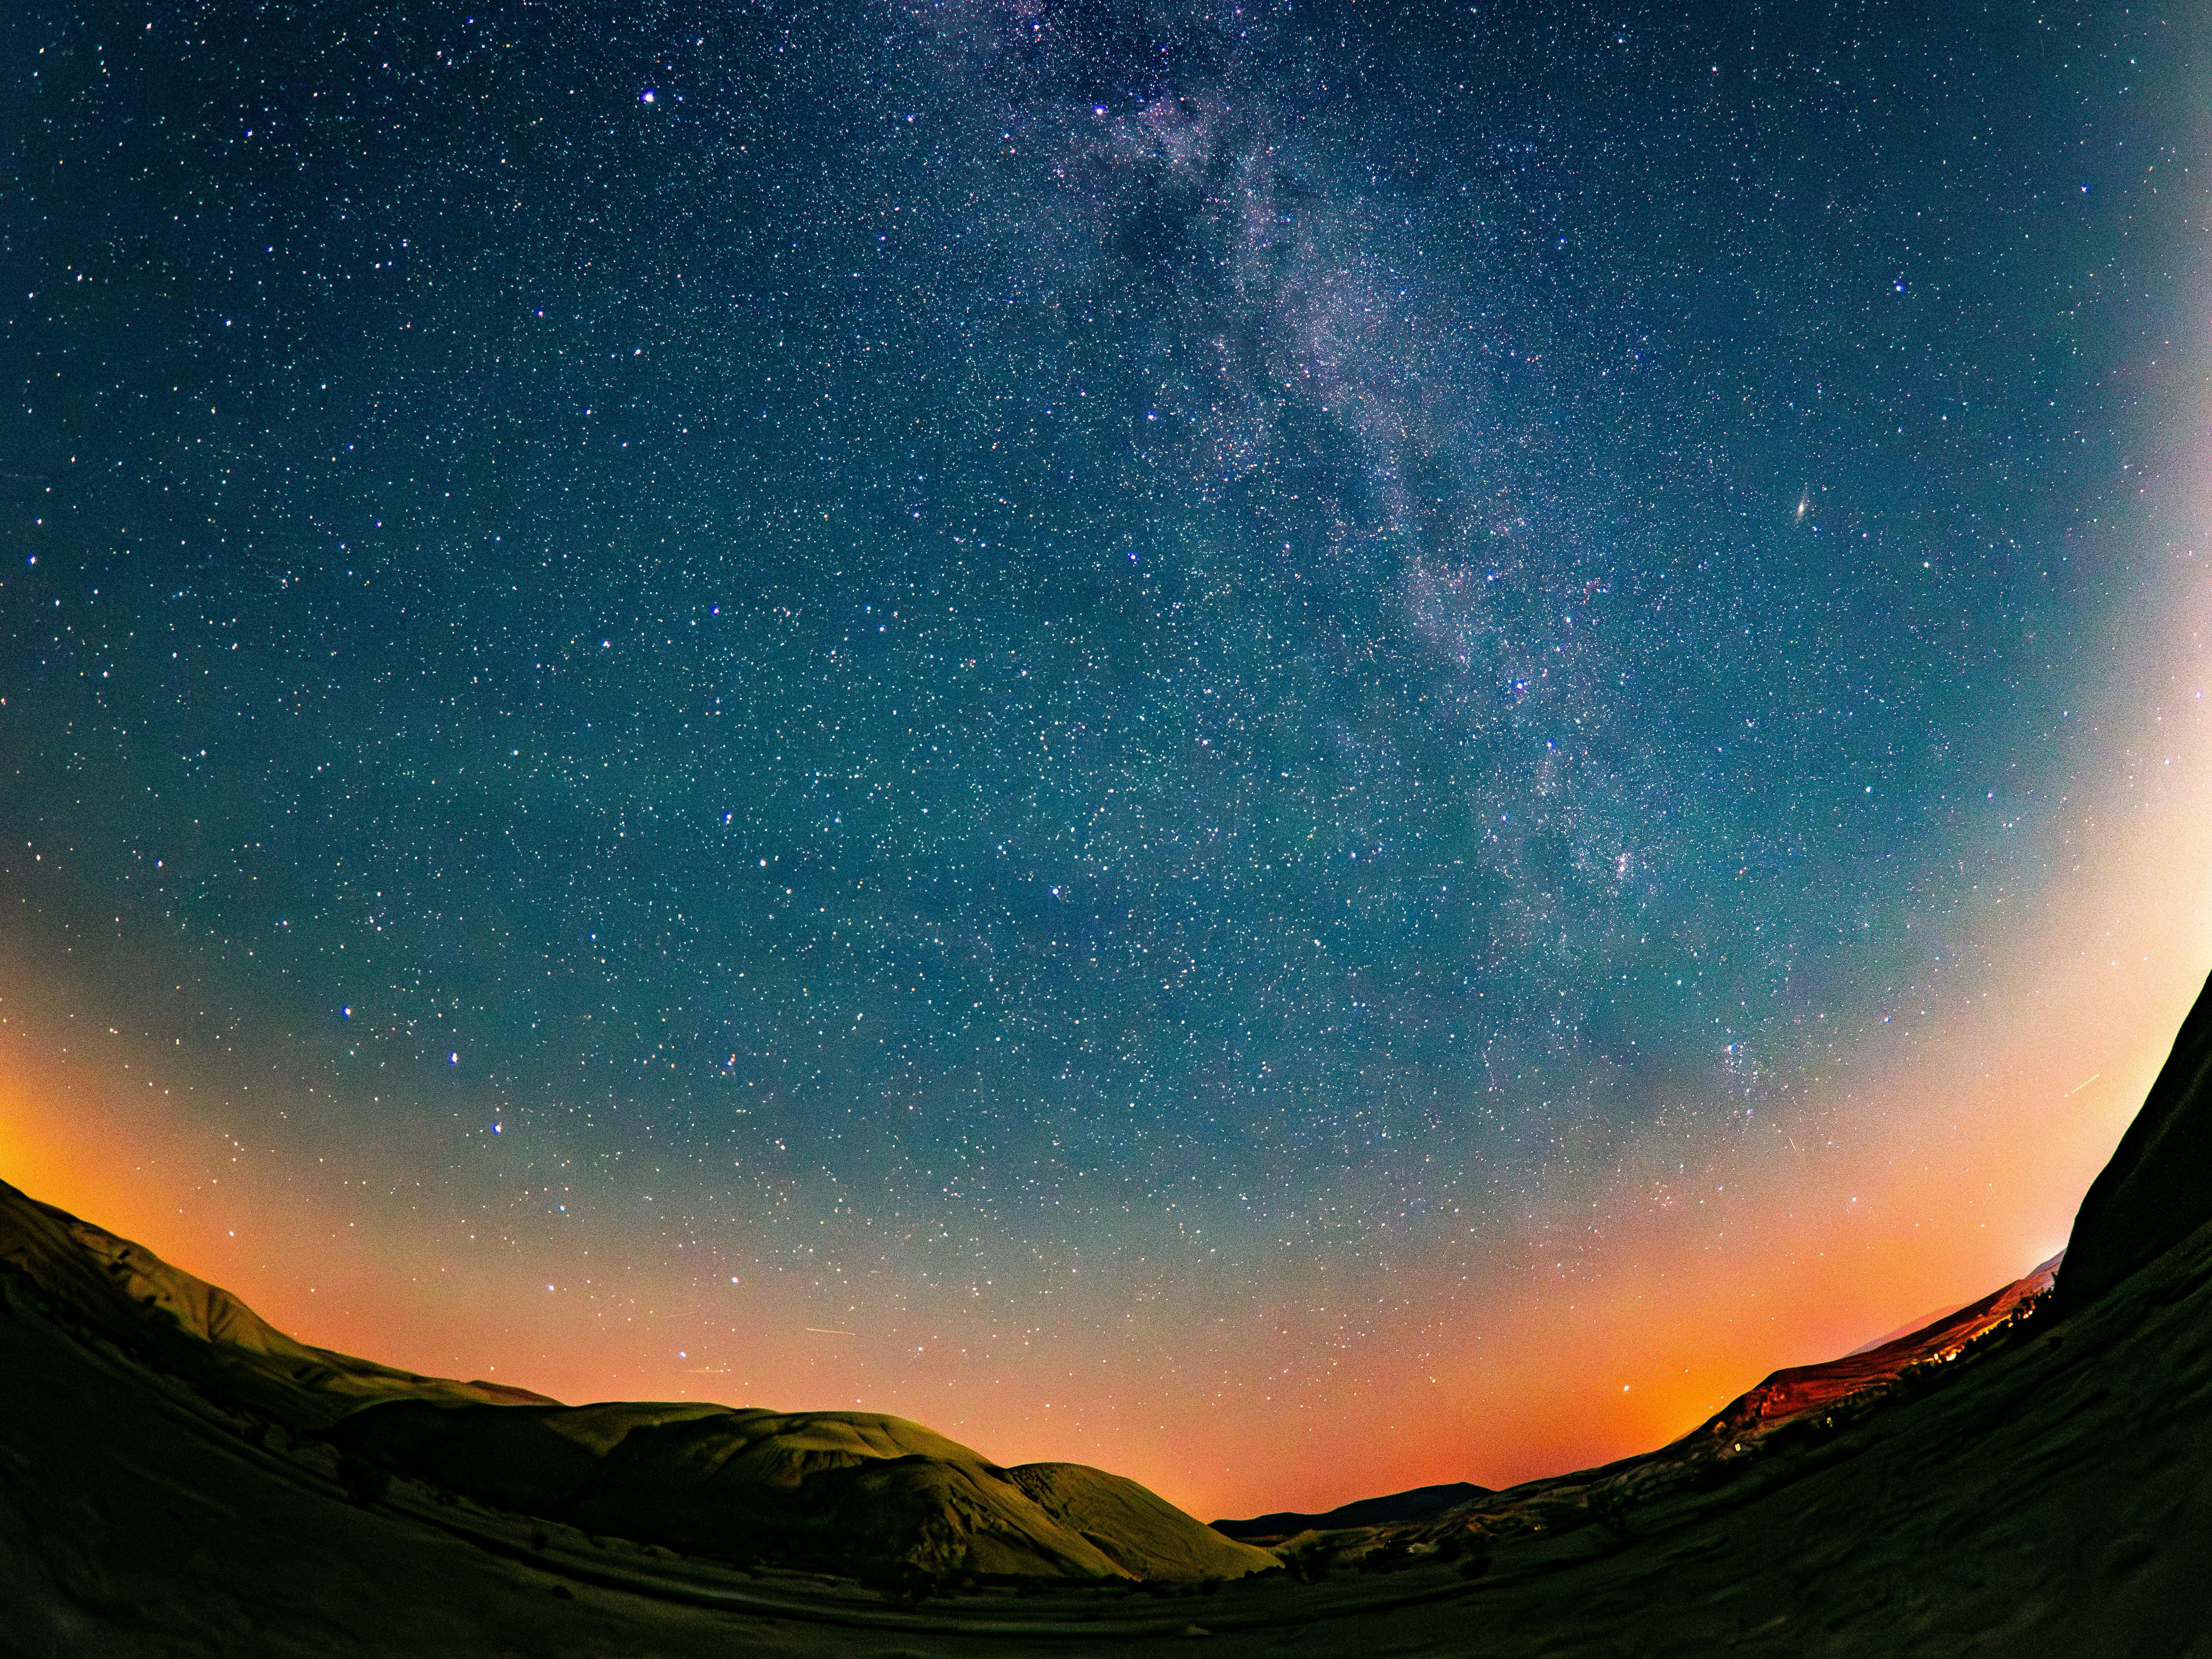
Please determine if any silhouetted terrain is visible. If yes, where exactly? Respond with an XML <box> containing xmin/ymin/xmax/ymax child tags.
<box><xmin>0</xmin><ymin>1178</ymin><xmax>1272</xmax><ymax>1590</ymax></box>
<box><xmin>1212</xmin><ymin>1482</ymin><xmax>1491</xmax><ymax>1542</ymax></box>
<box><xmin>6</xmin><ymin>969</ymin><xmax>2212</xmax><ymax>1655</ymax></box>
<box><xmin>2055</xmin><ymin>973</ymin><xmax>2212</xmax><ymax>1314</ymax></box>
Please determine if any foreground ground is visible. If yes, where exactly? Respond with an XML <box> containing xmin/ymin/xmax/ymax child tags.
<box><xmin>16</xmin><ymin>974</ymin><xmax>2212</xmax><ymax>1655</ymax></box>
<box><xmin>6</xmin><ymin>1190</ymin><xmax>2212</xmax><ymax>1656</ymax></box>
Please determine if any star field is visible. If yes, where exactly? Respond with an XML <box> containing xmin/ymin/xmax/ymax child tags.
<box><xmin>2</xmin><ymin>0</ymin><xmax>2206</xmax><ymax>1507</ymax></box>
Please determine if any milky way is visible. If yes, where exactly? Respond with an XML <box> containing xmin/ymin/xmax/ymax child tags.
<box><xmin>3</xmin><ymin>3</ymin><xmax>2206</xmax><ymax>1509</ymax></box>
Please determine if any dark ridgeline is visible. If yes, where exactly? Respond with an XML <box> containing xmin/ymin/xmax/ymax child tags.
<box><xmin>2054</xmin><ymin>969</ymin><xmax>2212</xmax><ymax>1316</ymax></box>
<box><xmin>0</xmin><ymin>1176</ymin><xmax>1274</xmax><ymax>1587</ymax></box>
<box><xmin>1211</xmin><ymin>1483</ymin><xmax>1491</xmax><ymax>1541</ymax></box>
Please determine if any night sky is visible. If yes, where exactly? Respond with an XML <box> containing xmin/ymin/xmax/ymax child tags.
<box><xmin>5</xmin><ymin>1</ymin><xmax>2212</xmax><ymax>1517</ymax></box>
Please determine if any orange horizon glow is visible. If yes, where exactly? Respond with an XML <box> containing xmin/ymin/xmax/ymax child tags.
<box><xmin>6</xmin><ymin>779</ymin><xmax>2206</xmax><ymax>1522</ymax></box>
<box><xmin>8</xmin><ymin>416</ymin><xmax>2212</xmax><ymax>1522</ymax></box>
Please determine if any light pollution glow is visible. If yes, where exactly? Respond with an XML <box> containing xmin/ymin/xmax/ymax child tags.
<box><xmin>7</xmin><ymin>448</ymin><xmax>2212</xmax><ymax>1522</ymax></box>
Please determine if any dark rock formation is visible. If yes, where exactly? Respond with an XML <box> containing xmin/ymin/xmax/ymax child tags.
<box><xmin>2055</xmin><ymin>968</ymin><xmax>2212</xmax><ymax>1314</ymax></box>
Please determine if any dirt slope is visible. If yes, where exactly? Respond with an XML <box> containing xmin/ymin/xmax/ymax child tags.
<box><xmin>1672</xmin><ymin>1250</ymin><xmax>2061</xmax><ymax>1451</ymax></box>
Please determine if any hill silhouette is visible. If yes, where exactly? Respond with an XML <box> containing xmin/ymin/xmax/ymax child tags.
<box><xmin>0</xmin><ymin>1176</ymin><xmax>1272</xmax><ymax>1588</ymax></box>
<box><xmin>1212</xmin><ymin>1482</ymin><xmax>1492</xmax><ymax>1542</ymax></box>
<box><xmin>6</xmin><ymin>969</ymin><xmax>2212</xmax><ymax>1653</ymax></box>
<box><xmin>2055</xmin><ymin>968</ymin><xmax>2212</xmax><ymax>1314</ymax></box>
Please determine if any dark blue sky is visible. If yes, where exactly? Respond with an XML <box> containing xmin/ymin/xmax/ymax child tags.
<box><xmin>1</xmin><ymin>0</ymin><xmax>2201</xmax><ymax>1348</ymax></box>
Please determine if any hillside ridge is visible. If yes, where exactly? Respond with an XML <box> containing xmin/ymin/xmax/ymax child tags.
<box><xmin>0</xmin><ymin>1176</ymin><xmax>1271</xmax><ymax>1585</ymax></box>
